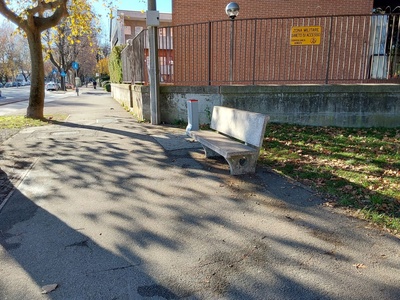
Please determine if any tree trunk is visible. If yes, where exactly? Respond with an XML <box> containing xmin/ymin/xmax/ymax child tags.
<box><xmin>26</xmin><ymin>30</ymin><xmax>46</xmax><ymax>119</ymax></box>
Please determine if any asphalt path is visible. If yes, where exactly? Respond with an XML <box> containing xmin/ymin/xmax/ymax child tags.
<box><xmin>0</xmin><ymin>93</ymin><xmax>399</xmax><ymax>299</ymax></box>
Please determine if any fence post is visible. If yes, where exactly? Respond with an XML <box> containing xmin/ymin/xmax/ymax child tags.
<box><xmin>393</xmin><ymin>15</ymin><xmax>400</xmax><ymax>78</ymax></box>
<box><xmin>252</xmin><ymin>19</ymin><xmax>257</xmax><ymax>85</ymax></box>
<box><xmin>208</xmin><ymin>21</ymin><xmax>212</xmax><ymax>85</ymax></box>
<box><xmin>325</xmin><ymin>16</ymin><xmax>334</xmax><ymax>84</ymax></box>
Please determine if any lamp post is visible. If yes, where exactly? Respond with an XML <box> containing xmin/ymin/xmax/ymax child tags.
<box><xmin>225</xmin><ymin>2</ymin><xmax>239</xmax><ymax>84</ymax></box>
<box><xmin>147</xmin><ymin>0</ymin><xmax>160</xmax><ymax>125</ymax></box>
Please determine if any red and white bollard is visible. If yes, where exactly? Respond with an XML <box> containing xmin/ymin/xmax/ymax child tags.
<box><xmin>186</xmin><ymin>99</ymin><xmax>199</xmax><ymax>135</ymax></box>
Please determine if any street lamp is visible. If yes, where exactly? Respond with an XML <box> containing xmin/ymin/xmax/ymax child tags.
<box><xmin>226</xmin><ymin>2</ymin><xmax>239</xmax><ymax>83</ymax></box>
<box><xmin>225</xmin><ymin>2</ymin><xmax>240</xmax><ymax>19</ymax></box>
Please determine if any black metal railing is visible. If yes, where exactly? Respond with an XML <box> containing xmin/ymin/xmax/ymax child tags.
<box><xmin>121</xmin><ymin>13</ymin><xmax>400</xmax><ymax>85</ymax></box>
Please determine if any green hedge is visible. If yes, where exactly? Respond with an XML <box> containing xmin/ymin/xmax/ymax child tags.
<box><xmin>109</xmin><ymin>45</ymin><xmax>125</xmax><ymax>84</ymax></box>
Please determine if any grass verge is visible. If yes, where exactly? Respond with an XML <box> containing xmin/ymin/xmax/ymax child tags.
<box><xmin>261</xmin><ymin>123</ymin><xmax>400</xmax><ymax>235</ymax></box>
<box><xmin>0</xmin><ymin>115</ymin><xmax>67</xmax><ymax>129</ymax></box>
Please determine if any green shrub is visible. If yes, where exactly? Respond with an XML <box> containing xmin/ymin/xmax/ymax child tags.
<box><xmin>103</xmin><ymin>81</ymin><xmax>111</xmax><ymax>92</ymax></box>
<box><xmin>109</xmin><ymin>45</ymin><xmax>124</xmax><ymax>83</ymax></box>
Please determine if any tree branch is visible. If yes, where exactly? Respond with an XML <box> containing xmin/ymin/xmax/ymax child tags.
<box><xmin>0</xmin><ymin>0</ymin><xmax>69</xmax><ymax>33</ymax></box>
<box><xmin>0</xmin><ymin>0</ymin><xmax>23</xmax><ymax>27</ymax></box>
<box><xmin>33</xmin><ymin>0</ymin><xmax>69</xmax><ymax>32</ymax></box>
<box><xmin>27</xmin><ymin>0</ymin><xmax>66</xmax><ymax>17</ymax></box>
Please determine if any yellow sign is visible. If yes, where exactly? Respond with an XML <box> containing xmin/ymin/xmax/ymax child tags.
<box><xmin>290</xmin><ymin>26</ymin><xmax>322</xmax><ymax>46</ymax></box>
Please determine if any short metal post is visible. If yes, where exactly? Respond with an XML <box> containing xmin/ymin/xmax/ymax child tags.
<box><xmin>75</xmin><ymin>76</ymin><xmax>80</xmax><ymax>96</ymax></box>
<box><xmin>186</xmin><ymin>99</ymin><xmax>199</xmax><ymax>135</ymax></box>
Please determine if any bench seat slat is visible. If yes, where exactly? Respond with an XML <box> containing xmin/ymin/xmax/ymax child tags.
<box><xmin>191</xmin><ymin>131</ymin><xmax>257</xmax><ymax>158</ymax></box>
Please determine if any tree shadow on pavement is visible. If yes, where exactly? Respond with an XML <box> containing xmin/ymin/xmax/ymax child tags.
<box><xmin>0</xmin><ymin>188</ymin><xmax>188</xmax><ymax>299</ymax></box>
<box><xmin>1</xmin><ymin>117</ymin><xmax>399</xmax><ymax>299</ymax></box>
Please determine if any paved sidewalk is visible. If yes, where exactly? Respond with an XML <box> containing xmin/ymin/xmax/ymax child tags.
<box><xmin>0</xmin><ymin>92</ymin><xmax>399</xmax><ymax>299</ymax></box>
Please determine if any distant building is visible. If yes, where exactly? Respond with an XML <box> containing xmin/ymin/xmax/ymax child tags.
<box><xmin>110</xmin><ymin>10</ymin><xmax>172</xmax><ymax>47</ymax></box>
<box><xmin>110</xmin><ymin>10</ymin><xmax>173</xmax><ymax>84</ymax></box>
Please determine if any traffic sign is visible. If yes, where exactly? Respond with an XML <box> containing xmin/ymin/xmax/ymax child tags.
<box><xmin>290</xmin><ymin>26</ymin><xmax>321</xmax><ymax>46</ymax></box>
<box><xmin>72</xmin><ymin>61</ymin><xmax>79</xmax><ymax>70</ymax></box>
<box><xmin>60</xmin><ymin>71</ymin><xmax>66</xmax><ymax>77</ymax></box>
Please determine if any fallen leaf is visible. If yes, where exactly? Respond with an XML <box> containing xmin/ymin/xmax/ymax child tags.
<box><xmin>41</xmin><ymin>283</ymin><xmax>58</xmax><ymax>294</ymax></box>
<box><xmin>353</xmin><ymin>263</ymin><xmax>367</xmax><ymax>269</ymax></box>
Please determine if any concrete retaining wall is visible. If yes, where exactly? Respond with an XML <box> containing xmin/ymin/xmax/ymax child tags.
<box><xmin>111</xmin><ymin>83</ymin><xmax>131</xmax><ymax>109</ymax></box>
<box><xmin>111</xmin><ymin>84</ymin><xmax>400</xmax><ymax>127</ymax></box>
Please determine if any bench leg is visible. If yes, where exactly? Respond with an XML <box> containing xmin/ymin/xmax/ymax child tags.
<box><xmin>200</xmin><ymin>146</ymin><xmax>258</xmax><ymax>175</ymax></box>
<box><xmin>226</xmin><ymin>154</ymin><xmax>258</xmax><ymax>175</ymax></box>
<box><xmin>202</xmin><ymin>145</ymin><xmax>221</xmax><ymax>158</ymax></box>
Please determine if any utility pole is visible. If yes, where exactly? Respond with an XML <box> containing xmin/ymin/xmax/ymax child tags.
<box><xmin>147</xmin><ymin>0</ymin><xmax>160</xmax><ymax>124</ymax></box>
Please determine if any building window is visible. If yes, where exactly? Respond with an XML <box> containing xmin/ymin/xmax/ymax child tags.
<box><xmin>124</xmin><ymin>26</ymin><xmax>132</xmax><ymax>35</ymax></box>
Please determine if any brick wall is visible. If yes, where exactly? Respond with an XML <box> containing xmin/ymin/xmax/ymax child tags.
<box><xmin>168</xmin><ymin>0</ymin><xmax>384</xmax><ymax>85</ymax></box>
<box><xmin>172</xmin><ymin>0</ymin><xmax>374</xmax><ymax>25</ymax></box>
<box><xmin>169</xmin><ymin>14</ymin><xmax>379</xmax><ymax>85</ymax></box>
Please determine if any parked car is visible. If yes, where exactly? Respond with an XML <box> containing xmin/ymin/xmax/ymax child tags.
<box><xmin>0</xmin><ymin>82</ymin><xmax>3</xmax><ymax>88</ymax></box>
<box><xmin>4</xmin><ymin>82</ymin><xmax>12</xmax><ymax>88</ymax></box>
<box><xmin>46</xmin><ymin>82</ymin><xmax>59</xmax><ymax>91</ymax></box>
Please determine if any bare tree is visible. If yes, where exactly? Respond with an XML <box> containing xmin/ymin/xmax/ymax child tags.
<box><xmin>0</xmin><ymin>21</ymin><xmax>20</xmax><ymax>82</ymax></box>
<box><xmin>76</xmin><ymin>35</ymin><xmax>99</xmax><ymax>83</ymax></box>
<box><xmin>14</xmin><ymin>35</ymin><xmax>31</xmax><ymax>81</ymax></box>
<box><xmin>0</xmin><ymin>0</ymin><xmax>111</xmax><ymax>119</ymax></box>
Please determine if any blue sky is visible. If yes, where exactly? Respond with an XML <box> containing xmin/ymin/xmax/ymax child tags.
<box><xmin>0</xmin><ymin>1</ymin><xmax>172</xmax><ymax>23</ymax></box>
<box><xmin>116</xmin><ymin>0</ymin><xmax>172</xmax><ymax>13</ymax></box>
<box><xmin>0</xmin><ymin>1</ymin><xmax>172</xmax><ymax>42</ymax></box>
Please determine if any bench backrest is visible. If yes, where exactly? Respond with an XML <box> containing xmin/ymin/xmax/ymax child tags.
<box><xmin>210</xmin><ymin>106</ymin><xmax>270</xmax><ymax>148</ymax></box>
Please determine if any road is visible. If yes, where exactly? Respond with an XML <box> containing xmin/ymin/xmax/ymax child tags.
<box><xmin>0</xmin><ymin>85</ymin><xmax>73</xmax><ymax>116</ymax></box>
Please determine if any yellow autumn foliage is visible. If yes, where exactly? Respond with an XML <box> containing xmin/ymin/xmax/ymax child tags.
<box><xmin>96</xmin><ymin>58</ymin><xmax>109</xmax><ymax>75</ymax></box>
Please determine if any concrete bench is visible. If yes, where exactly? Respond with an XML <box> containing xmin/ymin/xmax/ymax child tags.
<box><xmin>189</xmin><ymin>106</ymin><xmax>270</xmax><ymax>175</ymax></box>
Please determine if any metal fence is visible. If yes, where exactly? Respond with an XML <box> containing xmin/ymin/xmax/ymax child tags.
<box><xmin>121</xmin><ymin>13</ymin><xmax>400</xmax><ymax>85</ymax></box>
<box><xmin>121</xmin><ymin>31</ymin><xmax>147</xmax><ymax>84</ymax></box>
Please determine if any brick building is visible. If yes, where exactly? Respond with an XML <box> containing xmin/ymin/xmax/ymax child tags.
<box><xmin>172</xmin><ymin>0</ymin><xmax>374</xmax><ymax>26</ymax></box>
<box><xmin>113</xmin><ymin>1</ymin><xmax>399</xmax><ymax>85</ymax></box>
<box><xmin>168</xmin><ymin>0</ymin><xmax>400</xmax><ymax>85</ymax></box>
